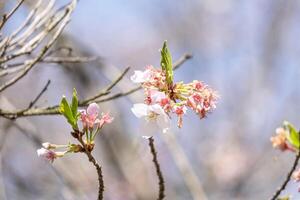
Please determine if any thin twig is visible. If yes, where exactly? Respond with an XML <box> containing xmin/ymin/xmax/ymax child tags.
<box><xmin>269</xmin><ymin>132</ymin><xmax>300</xmax><ymax>200</ymax></box>
<box><xmin>77</xmin><ymin>134</ymin><xmax>104</xmax><ymax>200</ymax></box>
<box><xmin>0</xmin><ymin>0</ymin><xmax>25</xmax><ymax>30</ymax></box>
<box><xmin>0</xmin><ymin>56</ymin><xmax>96</xmax><ymax>77</ymax></box>
<box><xmin>28</xmin><ymin>80</ymin><xmax>51</xmax><ymax>109</ymax></box>
<box><xmin>147</xmin><ymin>137</ymin><xmax>165</xmax><ymax>200</ymax></box>
<box><xmin>79</xmin><ymin>66</ymin><xmax>130</xmax><ymax>105</ymax></box>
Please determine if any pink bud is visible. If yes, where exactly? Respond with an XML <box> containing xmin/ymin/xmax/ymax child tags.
<box><xmin>98</xmin><ymin>113</ymin><xmax>114</xmax><ymax>128</ymax></box>
<box><xmin>87</xmin><ymin>103</ymin><xmax>100</xmax><ymax>118</ymax></box>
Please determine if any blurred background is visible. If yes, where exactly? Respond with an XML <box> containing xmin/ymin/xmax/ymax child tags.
<box><xmin>1</xmin><ymin>0</ymin><xmax>300</xmax><ymax>199</ymax></box>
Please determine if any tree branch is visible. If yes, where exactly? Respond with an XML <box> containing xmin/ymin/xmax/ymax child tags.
<box><xmin>0</xmin><ymin>0</ymin><xmax>25</xmax><ymax>30</ymax></box>
<box><xmin>28</xmin><ymin>79</ymin><xmax>51</xmax><ymax>109</ymax></box>
<box><xmin>77</xmin><ymin>133</ymin><xmax>104</xmax><ymax>200</ymax></box>
<box><xmin>0</xmin><ymin>53</ymin><xmax>192</xmax><ymax>119</ymax></box>
<box><xmin>147</xmin><ymin>137</ymin><xmax>165</xmax><ymax>200</ymax></box>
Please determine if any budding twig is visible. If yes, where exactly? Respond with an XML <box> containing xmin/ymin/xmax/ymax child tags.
<box><xmin>76</xmin><ymin>132</ymin><xmax>104</xmax><ymax>200</ymax></box>
<box><xmin>147</xmin><ymin>137</ymin><xmax>165</xmax><ymax>200</ymax></box>
<box><xmin>269</xmin><ymin>131</ymin><xmax>300</xmax><ymax>200</ymax></box>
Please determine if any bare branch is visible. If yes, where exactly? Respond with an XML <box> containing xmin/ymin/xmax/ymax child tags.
<box><xmin>0</xmin><ymin>0</ymin><xmax>25</xmax><ymax>30</ymax></box>
<box><xmin>147</xmin><ymin>137</ymin><xmax>165</xmax><ymax>200</ymax></box>
<box><xmin>28</xmin><ymin>79</ymin><xmax>51</xmax><ymax>109</ymax></box>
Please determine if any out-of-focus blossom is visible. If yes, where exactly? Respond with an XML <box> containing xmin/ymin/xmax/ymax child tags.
<box><xmin>131</xmin><ymin>103</ymin><xmax>170</xmax><ymax>133</ymax></box>
<box><xmin>292</xmin><ymin>168</ymin><xmax>300</xmax><ymax>192</ymax></box>
<box><xmin>131</xmin><ymin>66</ymin><xmax>218</xmax><ymax>131</ymax></box>
<box><xmin>42</xmin><ymin>142</ymin><xmax>52</xmax><ymax>149</ymax></box>
<box><xmin>293</xmin><ymin>168</ymin><xmax>300</xmax><ymax>182</ymax></box>
<box><xmin>270</xmin><ymin>127</ymin><xmax>292</xmax><ymax>152</ymax></box>
<box><xmin>37</xmin><ymin>148</ymin><xmax>65</xmax><ymax>163</ymax></box>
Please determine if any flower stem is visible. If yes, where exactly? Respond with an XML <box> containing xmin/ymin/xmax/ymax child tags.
<box><xmin>77</xmin><ymin>135</ymin><xmax>104</xmax><ymax>200</ymax></box>
<box><xmin>147</xmin><ymin>137</ymin><xmax>165</xmax><ymax>200</ymax></box>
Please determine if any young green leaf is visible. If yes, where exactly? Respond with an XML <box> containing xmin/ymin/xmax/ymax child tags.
<box><xmin>160</xmin><ymin>41</ymin><xmax>173</xmax><ymax>86</ymax></box>
<box><xmin>71</xmin><ymin>88</ymin><xmax>78</xmax><ymax>120</ymax></box>
<box><xmin>284</xmin><ymin>121</ymin><xmax>300</xmax><ymax>149</ymax></box>
<box><xmin>59</xmin><ymin>96</ymin><xmax>76</xmax><ymax>127</ymax></box>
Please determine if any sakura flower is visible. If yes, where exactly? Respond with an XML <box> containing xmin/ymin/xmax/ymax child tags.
<box><xmin>174</xmin><ymin>105</ymin><xmax>187</xmax><ymax>128</ymax></box>
<box><xmin>130</xmin><ymin>69</ymin><xmax>152</xmax><ymax>83</ymax></box>
<box><xmin>42</xmin><ymin>142</ymin><xmax>52</xmax><ymax>149</ymax></box>
<box><xmin>145</xmin><ymin>90</ymin><xmax>168</xmax><ymax>105</ymax></box>
<box><xmin>293</xmin><ymin>168</ymin><xmax>300</xmax><ymax>182</ymax></box>
<box><xmin>131</xmin><ymin>103</ymin><xmax>170</xmax><ymax>133</ymax></box>
<box><xmin>98</xmin><ymin>112</ymin><xmax>114</xmax><ymax>128</ymax></box>
<box><xmin>80</xmin><ymin>103</ymin><xmax>100</xmax><ymax>129</ymax></box>
<box><xmin>130</xmin><ymin>43</ymin><xmax>218</xmax><ymax>130</ymax></box>
<box><xmin>270</xmin><ymin>127</ymin><xmax>292</xmax><ymax>152</ymax></box>
<box><xmin>37</xmin><ymin>148</ymin><xmax>65</xmax><ymax>163</ymax></box>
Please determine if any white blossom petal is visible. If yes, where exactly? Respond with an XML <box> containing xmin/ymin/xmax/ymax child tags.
<box><xmin>130</xmin><ymin>70</ymin><xmax>152</xmax><ymax>83</ymax></box>
<box><xmin>131</xmin><ymin>103</ymin><xmax>149</xmax><ymax>118</ymax></box>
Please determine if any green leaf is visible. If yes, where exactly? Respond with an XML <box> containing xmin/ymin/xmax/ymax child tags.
<box><xmin>284</xmin><ymin>121</ymin><xmax>300</xmax><ymax>149</ymax></box>
<box><xmin>59</xmin><ymin>96</ymin><xmax>76</xmax><ymax>127</ymax></box>
<box><xmin>71</xmin><ymin>88</ymin><xmax>78</xmax><ymax>120</ymax></box>
<box><xmin>160</xmin><ymin>41</ymin><xmax>173</xmax><ymax>86</ymax></box>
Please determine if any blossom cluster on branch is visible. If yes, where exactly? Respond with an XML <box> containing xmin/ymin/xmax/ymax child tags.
<box><xmin>37</xmin><ymin>90</ymin><xmax>113</xmax><ymax>163</ymax></box>
<box><xmin>271</xmin><ymin>121</ymin><xmax>300</xmax><ymax>199</ymax></box>
<box><xmin>131</xmin><ymin>42</ymin><xmax>218</xmax><ymax>133</ymax></box>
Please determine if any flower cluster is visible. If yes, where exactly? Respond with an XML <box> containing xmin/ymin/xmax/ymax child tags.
<box><xmin>131</xmin><ymin>65</ymin><xmax>218</xmax><ymax>132</ymax></box>
<box><xmin>270</xmin><ymin>127</ymin><xmax>294</xmax><ymax>152</ymax></box>
<box><xmin>37</xmin><ymin>101</ymin><xmax>113</xmax><ymax>163</ymax></box>
<box><xmin>270</xmin><ymin>122</ymin><xmax>298</xmax><ymax>152</ymax></box>
<box><xmin>80</xmin><ymin>103</ymin><xmax>114</xmax><ymax>131</ymax></box>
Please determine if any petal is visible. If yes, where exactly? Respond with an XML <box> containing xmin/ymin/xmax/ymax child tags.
<box><xmin>131</xmin><ymin>103</ymin><xmax>149</xmax><ymax>118</ymax></box>
<box><xmin>149</xmin><ymin>104</ymin><xmax>165</xmax><ymax>115</ymax></box>
<box><xmin>87</xmin><ymin>103</ymin><xmax>100</xmax><ymax>117</ymax></box>
<box><xmin>130</xmin><ymin>70</ymin><xmax>146</xmax><ymax>83</ymax></box>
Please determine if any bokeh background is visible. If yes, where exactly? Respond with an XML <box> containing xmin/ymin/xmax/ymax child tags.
<box><xmin>1</xmin><ymin>0</ymin><xmax>300</xmax><ymax>199</ymax></box>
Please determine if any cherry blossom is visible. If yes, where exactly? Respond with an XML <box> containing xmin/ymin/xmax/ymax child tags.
<box><xmin>270</xmin><ymin>127</ymin><xmax>293</xmax><ymax>152</ymax></box>
<box><xmin>131</xmin><ymin>103</ymin><xmax>170</xmax><ymax>133</ymax></box>
<box><xmin>37</xmin><ymin>148</ymin><xmax>64</xmax><ymax>163</ymax></box>
<box><xmin>131</xmin><ymin>65</ymin><xmax>218</xmax><ymax>131</ymax></box>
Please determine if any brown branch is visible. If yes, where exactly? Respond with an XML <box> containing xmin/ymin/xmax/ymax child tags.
<box><xmin>28</xmin><ymin>79</ymin><xmax>51</xmax><ymax>109</ymax></box>
<box><xmin>270</xmin><ymin>132</ymin><xmax>300</xmax><ymax>200</ymax></box>
<box><xmin>0</xmin><ymin>53</ymin><xmax>192</xmax><ymax>119</ymax></box>
<box><xmin>147</xmin><ymin>137</ymin><xmax>165</xmax><ymax>200</ymax></box>
<box><xmin>77</xmin><ymin>133</ymin><xmax>104</xmax><ymax>200</ymax></box>
<box><xmin>0</xmin><ymin>0</ymin><xmax>25</xmax><ymax>30</ymax></box>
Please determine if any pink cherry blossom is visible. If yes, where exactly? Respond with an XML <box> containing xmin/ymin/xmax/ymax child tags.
<box><xmin>98</xmin><ymin>112</ymin><xmax>114</xmax><ymax>128</ymax></box>
<box><xmin>130</xmin><ymin>68</ymin><xmax>153</xmax><ymax>83</ymax></box>
<box><xmin>131</xmin><ymin>65</ymin><xmax>218</xmax><ymax>129</ymax></box>
<box><xmin>80</xmin><ymin>103</ymin><xmax>100</xmax><ymax>129</ymax></box>
<box><xmin>37</xmin><ymin>148</ymin><xmax>56</xmax><ymax>163</ymax></box>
